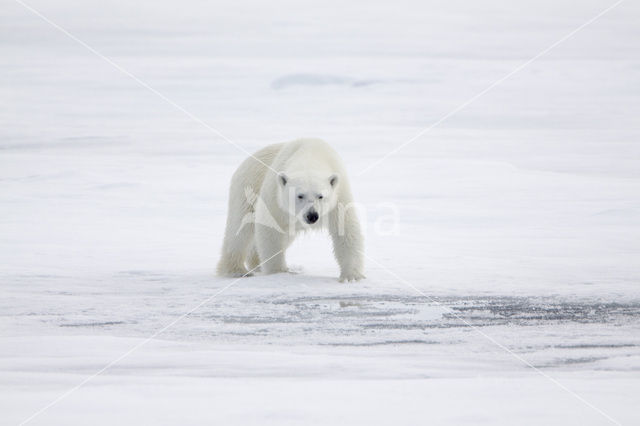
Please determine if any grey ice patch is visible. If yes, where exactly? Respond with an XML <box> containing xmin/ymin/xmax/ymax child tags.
<box><xmin>60</xmin><ymin>321</ymin><xmax>126</xmax><ymax>328</ymax></box>
<box><xmin>271</xmin><ymin>73</ymin><xmax>378</xmax><ymax>90</ymax></box>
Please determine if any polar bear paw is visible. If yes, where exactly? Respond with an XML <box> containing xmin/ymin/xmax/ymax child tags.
<box><xmin>230</xmin><ymin>270</ymin><xmax>254</xmax><ymax>278</ymax></box>
<box><xmin>339</xmin><ymin>271</ymin><xmax>365</xmax><ymax>283</ymax></box>
<box><xmin>287</xmin><ymin>265</ymin><xmax>304</xmax><ymax>275</ymax></box>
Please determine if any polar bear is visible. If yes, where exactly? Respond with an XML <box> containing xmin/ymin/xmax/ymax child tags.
<box><xmin>217</xmin><ymin>138</ymin><xmax>365</xmax><ymax>282</ymax></box>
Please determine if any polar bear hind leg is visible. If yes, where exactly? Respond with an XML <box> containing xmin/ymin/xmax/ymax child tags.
<box><xmin>246</xmin><ymin>242</ymin><xmax>261</xmax><ymax>272</ymax></box>
<box><xmin>217</xmin><ymin>197</ymin><xmax>254</xmax><ymax>277</ymax></box>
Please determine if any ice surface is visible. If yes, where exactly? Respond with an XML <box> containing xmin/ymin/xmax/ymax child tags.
<box><xmin>1</xmin><ymin>0</ymin><xmax>639</xmax><ymax>424</ymax></box>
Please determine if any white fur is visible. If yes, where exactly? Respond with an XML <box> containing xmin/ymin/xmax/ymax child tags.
<box><xmin>217</xmin><ymin>138</ymin><xmax>365</xmax><ymax>282</ymax></box>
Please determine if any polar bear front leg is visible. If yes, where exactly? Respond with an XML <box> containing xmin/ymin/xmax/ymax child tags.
<box><xmin>329</xmin><ymin>205</ymin><xmax>365</xmax><ymax>282</ymax></box>
<box><xmin>255</xmin><ymin>224</ymin><xmax>289</xmax><ymax>274</ymax></box>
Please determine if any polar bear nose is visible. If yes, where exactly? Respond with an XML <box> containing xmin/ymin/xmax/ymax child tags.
<box><xmin>305</xmin><ymin>209</ymin><xmax>319</xmax><ymax>224</ymax></box>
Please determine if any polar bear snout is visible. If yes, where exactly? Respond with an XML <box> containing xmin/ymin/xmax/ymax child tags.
<box><xmin>304</xmin><ymin>208</ymin><xmax>319</xmax><ymax>224</ymax></box>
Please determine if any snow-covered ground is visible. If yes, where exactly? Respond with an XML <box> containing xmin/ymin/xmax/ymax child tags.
<box><xmin>1</xmin><ymin>0</ymin><xmax>640</xmax><ymax>424</ymax></box>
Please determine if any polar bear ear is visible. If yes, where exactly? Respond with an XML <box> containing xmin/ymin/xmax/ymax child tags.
<box><xmin>329</xmin><ymin>174</ymin><xmax>339</xmax><ymax>188</ymax></box>
<box><xmin>277</xmin><ymin>172</ymin><xmax>288</xmax><ymax>186</ymax></box>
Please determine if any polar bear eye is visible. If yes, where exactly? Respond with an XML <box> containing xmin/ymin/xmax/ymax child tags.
<box><xmin>297</xmin><ymin>194</ymin><xmax>304</xmax><ymax>200</ymax></box>
<box><xmin>318</xmin><ymin>194</ymin><xmax>323</xmax><ymax>199</ymax></box>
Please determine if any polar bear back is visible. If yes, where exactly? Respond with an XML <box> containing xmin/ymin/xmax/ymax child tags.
<box><xmin>232</xmin><ymin>138</ymin><xmax>348</xmax><ymax>197</ymax></box>
<box><xmin>229</xmin><ymin>142</ymin><xmax>284</xmax><ymax>200</ymax></box>
<box><xmin>273</xmin><ymin>138</ymin><xmax>346</xmax><ymax>178</ymax></box>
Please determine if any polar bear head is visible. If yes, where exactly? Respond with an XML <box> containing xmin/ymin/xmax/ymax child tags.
<box><xmin>276</xmin><ymin>171</ymin><xmax>339</xmax><ymax>225</ymax></box>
